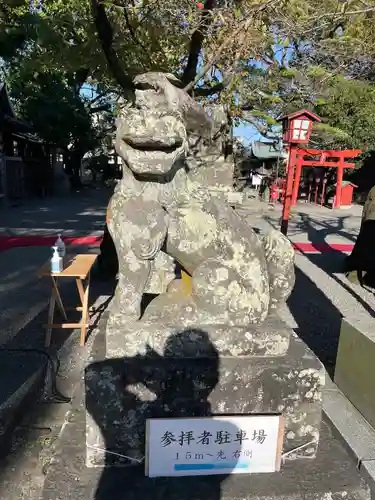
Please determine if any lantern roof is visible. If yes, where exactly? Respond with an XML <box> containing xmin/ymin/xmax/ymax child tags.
<box><xmin>251</xmin><ymin>140</ymin><xmax>288</xmax><ymax>160</ymax></box>
<box><xmin>335</xmin><ymin>181</ymin><xmax>358</xmax><ymax>188</ymax></box>
<box><xmin>277</xmin><ymin>109</ymin><xmax>321</xmax><ymax>123</ymax></box>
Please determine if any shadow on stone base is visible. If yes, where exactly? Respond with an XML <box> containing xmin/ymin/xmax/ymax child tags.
<box><xmin>86</xmin><ymin>319</ymin><xmax>325</xmax><ymax>469</ymax></box>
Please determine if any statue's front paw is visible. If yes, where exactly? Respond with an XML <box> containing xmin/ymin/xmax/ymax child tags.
<box><xmin>136</xmin><ymin>239</ymin><xmax>160</xmax><ymax>260</ymax></box>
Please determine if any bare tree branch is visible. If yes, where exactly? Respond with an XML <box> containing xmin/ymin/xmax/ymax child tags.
<box><xmin>184</xmin><ymin>0</ymin><xmax>278</xmax><ymax>93</ymax></box>
<box><xmin>183</xmin><ymin>17</ymin><xmax>251</xmax><ymax>93</ymax></box>
<box><xmin>87</xmin><ymin>90</ymin><xmax>110</xmax><ymax>106</ymax></box>
<box><xmin>193</xmin><ymin>78</ymin><xmax>230</xmax><ymax>96</ymax></box>
<box><xmin>91</xmin><ymin>0</ymin><xmax>134</xmax><ymax>92</ymax></box>
<box><xmin>313</xmin><ymin>5</ymin><xmax>375</xmax><ymax>20</ymax></box>
<box><xmin>241</xmin><ymin>114</ymin><xmax>279</xmax><ymax>140</ymax></box>
<box><xmin>89</xmin><ymin>103</ymin><xmax>111</xmax><ymax>113</ymax></box>
<box><xmin>182</xmin><ymin>0</ymin><xmax>215</xmax><ymax>86</ymax></box>
<box><xmin>121</xmin><ymin>2</ymin><xmax>153</xmax><ymax>68</ymax></box>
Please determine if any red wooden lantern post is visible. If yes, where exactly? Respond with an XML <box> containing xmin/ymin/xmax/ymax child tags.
<box><xmin>278</xmin><ymin>110</ymin><xmax>321</xmax><ymax>235</ymax></box>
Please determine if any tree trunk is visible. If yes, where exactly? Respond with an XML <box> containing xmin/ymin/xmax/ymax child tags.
<box><xmin>91</xmin><ymin>0</ymin><xmax>134</xmax><ymax>93</ymax></box>
<box><xmin>64</xmin><ymin>151</ymin><xmax>83</xmax><ymax>190</ymax></box>
<box><xmin>182</xmin><ymin>0</ymin><xmax>215</xmax><ymax>87</ymax></box>
<box><xmin>224</xmin><ymin>111</ymin><xmax>234</xmax><ymax>159</ymax></box>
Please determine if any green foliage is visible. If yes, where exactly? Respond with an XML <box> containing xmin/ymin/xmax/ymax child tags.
<box><xmin>1</xmin><ymin>0</ymin><xmax>375</xmax><ymax>164</ymax></box>
<box><xmin>8</xmin><ymin>69</ymin><xmax>103</xmax><ymax>155</ymax></box>
<box><xmin>307</xmin><ymin>66</ymin><xmax>329</xmax><ymax>79</ymax></box>
<box><xmin>312</xmin><ymin>79</ymin><xmax>375</xmax><ymax>153</ymax></box>
<box><xmin>0</xmin><ymin>0</ymin><xmax>105</xmax><ymax>81</ymax></box>
<box><xmin>279</xmin><ymin>68</ymin><xmax>297</xmax><ymax>78</ymax></box>
<box><xmin>0</xmin><ymin>0</ymin><xmax>117</xmax><ymax>158</ymax></box>
<box><xmin>0</xmin><ymin>0</ymin><xmax>197</xmax><ymax>156</ymax></box>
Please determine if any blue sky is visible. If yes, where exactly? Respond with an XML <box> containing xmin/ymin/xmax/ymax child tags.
<box><xmin>232</xmin><ymin>44</ymin><xmax>293</xmax><ymax>145</ymax></box>
<box><xmin>234</xmin><ymin>121</ymin><xmax>263</xmax><ymax>145</ymax></box>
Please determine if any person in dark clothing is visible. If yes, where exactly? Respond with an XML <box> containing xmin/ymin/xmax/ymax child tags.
<box><xmin>344</xmin><ymin>185</ymin><xmax>375</xmax><ymax>287</ymax></box>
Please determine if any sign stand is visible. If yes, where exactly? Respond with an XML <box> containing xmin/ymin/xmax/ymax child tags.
<box><xmin>146</xmin><ymin>415</ymin><xmax>284</xmax><ymax>478</ymax></box>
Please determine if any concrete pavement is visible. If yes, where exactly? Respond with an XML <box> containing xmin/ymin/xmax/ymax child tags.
<box><xmin>238</xmin><ymin>200</ymin><xmax>373</xmax><ymax>373</ymax></box>
<box><xmin>0</xmin><ymin>188</ymin><xmax>110</xmax><ymax>237</ymax></box>
<box><xmin>238</xmin><ymin>200</ymin><xmax>361</xmax><ymax>246</ymax></box>
<box><xmin>240</xmin><ymin>200</ymin><xmax>375</xmax><ymax>493</ymax></box>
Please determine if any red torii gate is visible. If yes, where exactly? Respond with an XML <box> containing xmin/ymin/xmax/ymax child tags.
<box><xmin>290</xmin><ymin>147</ymin><xmax>361</xmax><ymax>208</ymax></box>
<box><xmin>278</xmin><ymin>108</ymin><xmax>363</xmax><ymax>234</ymax></box>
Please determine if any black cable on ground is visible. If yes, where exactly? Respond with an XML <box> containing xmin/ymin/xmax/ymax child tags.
<box><xmin>0</xmin><ymin>348</ymin><xmax>71</xmax><ymax>404</ymax></box>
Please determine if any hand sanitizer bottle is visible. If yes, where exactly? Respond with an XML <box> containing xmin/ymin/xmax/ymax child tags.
<box><xmin>51</xmin><ymin>246</ymin><xmax>63</xmax><ymax>273</ymax></box>
<box><xmin>55</xmin><ymin>234</ymin><xmax>66</xmax><ymax>258</ymax></box>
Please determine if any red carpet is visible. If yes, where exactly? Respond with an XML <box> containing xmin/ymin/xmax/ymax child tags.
<box><xmin>0</xmin><ymin>235</ymin><xmax>102</xmax><ymax>252</ymax></box>
<box><xmin>0</xmin><ymin>236</ymin><xmax>354</xmax><ymax>254</ymax></box>
<box><xmin>292</xmin><ymin>242</ymin><xmax>354</xmax><ymax>253</ymax></box>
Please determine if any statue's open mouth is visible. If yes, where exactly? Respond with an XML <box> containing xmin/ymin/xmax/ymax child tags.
<box><xmin>118</xmin><ymin>131</ymin><xmax>186</xmax><ymax>175</ymax></box>
<box><xmin>122</xmin><ymin>136</ymin><xmax>183</xmax><ymax>153</ymax></box>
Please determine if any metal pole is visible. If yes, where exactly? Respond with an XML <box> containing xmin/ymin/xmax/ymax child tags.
<box><xmin>281</xmin><ymin>146</ymin><xmax>296</xmax><ymax>236</ymax></box>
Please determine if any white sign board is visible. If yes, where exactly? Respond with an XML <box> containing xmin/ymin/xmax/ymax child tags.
<box><xmin>146</xmin><ymin>415</ymin><xmax>283</xmax><ymax>478</ymax></box>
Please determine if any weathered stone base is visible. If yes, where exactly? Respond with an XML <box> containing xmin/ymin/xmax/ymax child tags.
<box><xmin>86</xmin><ymin>318</ymin><xmax>324</xmax><ymax>468</ymax></box>
<box><xmin>106</xmin><ymin>315</ymin><xmax>292</xmax><ymax>359</ymax></box>
<box><xmin>44</xmin><ymin>381</ymin><xmax>370</xmax><ymax>500</ymax></box>
<box><xmin>39</xmin><ymin>327</ymin><xmax>368</xmax><ymax>500</ymax></box>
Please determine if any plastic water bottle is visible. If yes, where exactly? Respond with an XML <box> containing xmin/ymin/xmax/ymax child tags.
<box><xmin>51</xmin><ymin>246</ymin><xmax>63</xmax><ymax>273</ymax></box>
<box><xmin>55</xmin><ymin>233</ymin><xmax>66</xmax><ymax>258</ymax></box>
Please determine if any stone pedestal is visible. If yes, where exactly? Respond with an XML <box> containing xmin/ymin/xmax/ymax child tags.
<box><xmin>335</xmin><ymin>316</ymin><xmax>375</xmax><ymax>428</ymax></box>
<box><xmin>43</xmin><ymin>341</ymin><xmax>369</xmax><ymax>500</ymax></box>
<box><xmin>47</xmin><ymin>407</ymin><xmax>371</xmax><ymax>500</ymax></box>
<box><xmin>86</xmin><ymin>314</ymin><xmax>325</xmax><ymax>468</ymax></box>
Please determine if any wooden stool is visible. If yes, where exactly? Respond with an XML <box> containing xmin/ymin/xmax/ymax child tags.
<box><xmin>38</xmin><ymin>254</ymin><xmax>98</xmax><ymax>347</ymax></box>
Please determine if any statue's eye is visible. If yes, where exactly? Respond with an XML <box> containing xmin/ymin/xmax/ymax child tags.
<box><xmin>134</xmin><ymin>82</ymin><xmax>157</xmax><ymax>92</ymax></box>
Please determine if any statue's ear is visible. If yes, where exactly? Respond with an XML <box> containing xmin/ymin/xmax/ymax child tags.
<box><xmin>164</xmin><ymin>73</ymin><xmax>184</xmax><ymax>88</ymax></box>
<box><xmin>133</xmin><ymin>343</ymin><xmax>162</xmax><ymax>361</ymax></box>
<box><xmin>144</xmin><ymin>343</ymin><xmax>162</xmax><ymax>359</ymax></box>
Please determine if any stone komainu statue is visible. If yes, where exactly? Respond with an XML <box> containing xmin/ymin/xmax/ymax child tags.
<box><xmin>106</xmin><ymin>73</ymin><xmax>295</xmax><ymax>328</ymax></box>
